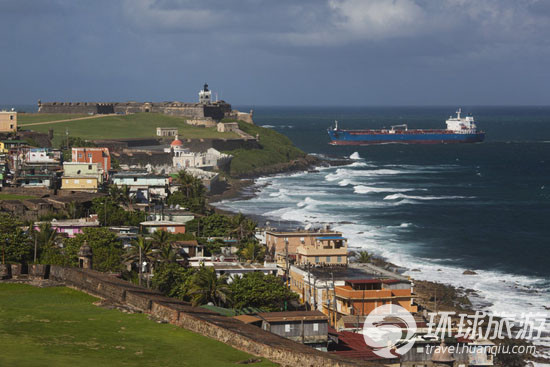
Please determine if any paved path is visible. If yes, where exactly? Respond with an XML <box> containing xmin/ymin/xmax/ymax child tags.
<box><xmin>21</xmin><ymin>114</ymin><xmax>115</xmax><ymax>127</ymax></box>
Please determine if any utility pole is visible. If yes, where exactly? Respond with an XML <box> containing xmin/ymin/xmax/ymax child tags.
<box><xmin>33</xmin><ymin>231</ymin><xmax>38</xmax><ymax>263</ymax></box>
<box><xmin>331</xmin><ymin>272</ymin><xmax>336</xmax><ymax>327</ymax></box>
<box><xmin>285</xmin><ymin>239</ymin><xmax>289</xmax><ymax>286</ymax></box>
<box><xmin>307</xmin><ymin>263</ymin><xmax>312</xmax><ymax>311</ymax></box>
<box><xmin>138</xmin><ymin>244</ymin><xmax>142</xmax><ymax>287</ymax></box>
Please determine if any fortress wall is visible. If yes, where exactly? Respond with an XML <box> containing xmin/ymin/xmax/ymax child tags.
<box><xmin>45</xmin><ymin>266</ymin><xmax>372</xmax><ymax>367</ymax></box>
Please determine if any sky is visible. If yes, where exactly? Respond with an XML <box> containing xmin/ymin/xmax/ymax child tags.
<box><xmin>1</xmin><ymin>0</ymin><xmax>550</xmax><ymax>106</ymax></box>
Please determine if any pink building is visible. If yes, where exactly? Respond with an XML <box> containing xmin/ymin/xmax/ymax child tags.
<box><xmin>34</xmin><ymin>215</ymin><xmax>100</xmax><ymax>238</ymax></box>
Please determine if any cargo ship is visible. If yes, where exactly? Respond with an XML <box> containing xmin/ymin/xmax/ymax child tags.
<box><xmin>328</xmin><ymin>109</ymin><xmax>485</xmax><ymax>145</ymax></box>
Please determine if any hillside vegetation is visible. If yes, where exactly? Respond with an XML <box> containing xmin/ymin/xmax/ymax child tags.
<box><xmin>0</xmin><ymin>283</ymin><xmax>276</xmax><ymax>367</ymax></box>
<box><xmin>225</xmin><ymin>121</ymin><xmax>307</xmax><ymax>177</ymax></box>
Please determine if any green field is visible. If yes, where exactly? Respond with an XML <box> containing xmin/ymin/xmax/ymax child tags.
<box><xmin>0</xmin><ymin>283</ymin><xmax>276</xmax><ymax>367</ymax></box>
<box><xmin>18</xmin><ymin>113</ymin><xmax>89</xmax><ymax>125</ymax></box>
<box><xmin>19</xmin><ymin>113</ymin><xmax>240</xmax><ymax>145</ymax></box>
<box><xmin>0</xmin><ymin>193</ymin><xmax>36</xmax><ymax>200</ymax></box>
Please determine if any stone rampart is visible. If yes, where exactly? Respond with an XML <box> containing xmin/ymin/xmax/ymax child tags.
<box><xmin>41</xmin><ymin>266</ymin><xmax>376</xmax><ymax>367</ymax></box>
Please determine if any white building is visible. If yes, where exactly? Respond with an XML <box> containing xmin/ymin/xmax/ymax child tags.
<box><xmin>164</xmin><ymin>136</ymin><xmax>232</xmax><ymax>170</ymax></box>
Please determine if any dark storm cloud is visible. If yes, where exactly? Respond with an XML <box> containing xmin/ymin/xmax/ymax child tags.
<box><xmin>1</xmin><ymin>0</ymin><xmax>549</xmax><ymax>105</ymax></box>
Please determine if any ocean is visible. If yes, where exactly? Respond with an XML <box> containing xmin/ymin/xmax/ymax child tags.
<box><xmin>216</xmin><ymin>106</ymin><xmax>550</xmax><ymax>357</ymax></box>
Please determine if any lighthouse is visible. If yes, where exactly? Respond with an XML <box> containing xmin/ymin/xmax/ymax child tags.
<box><xmin>198</xmin><ymin>83</ymin><xmax>212</xmax><ymax>104</ymax></box>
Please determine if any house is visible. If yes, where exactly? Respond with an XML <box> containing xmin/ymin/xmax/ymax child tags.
<box><xmin>0</xmin><ymin>109</ymin><xmax>17</xmax><ymax>133</ymax></box>
<box><xmin>329</xmin><ymin>278</ymin><xmax>418</xmax><ymax>321</ymax></box>
<box><xmin>61</xmin><ymin>162</ymin><xmax>103</xmax><ymax>192</ymax></box>
<box><xmin>400</xmin><ymin>338</ymin><xmax>495</xmax><ymax>367</ymax></box>
<box><xmin>156</xmin><ymin>127</ymin><xmax>178</xmax><ymax>137</ymax></box>
<box><xmin>35</xmin><ymin>215</ymin><xmax>100</xmax><ymax>238</ymax></box>
<box><xmin>188</xmin><ymin>260</ymin><xmax>278</xmax><ymax>282</ymax></box>
<box><xmin>257</xmin><ymin>311</ymin><xmax>329</xmax><ymax>351</ymax></box>
<box><xmin>265</xmin><ymin>228</ymin><xmax>343</xmax><ymax>260</ymax></box>
<box><xmin>13</xmin><ymin>162</ymin><xmax>62</xmax><ymax>188</ymax></box>
<box><xmin>172</xmin><ymin>240</ymin><xmax>204</xmax><ymax>258</ymax></box>
<box><xmin>24</xmin><ymin>148</ymin><xmax>62</xmax><ymax>164</ymax></box>
<box><xmin>140</xmin><ymin>220</ymin><xmax>186</xmax><ymax>234</ymax></box>
<box><xmin>72</xmin><ymin>147</ymin><xmax>111</xmax><ymax>178</ymax></box>
<box><xmin>296</xmin><ymin>236</ymin><xmax>348</xmax><ymax>266</ymax></box>
<box><xmin>288</xmin><ymin>264</ymin><xmax>416</xmax><ymax>327</ymax></box>
<box><xmin>111</xmin><ymin>171</ymin><xmax>169</xmax><ymax>203</ymax></box>
<box><xmin>0</xmin><ymin>140</ymin><xmax>26</xmax><ymax>153</ymax></box>
<box><xmin>147</xmin><ymin>209</ymin><xmax>194</xmax><ymax>224</ymax></box>
<box><xmin>166</xmin><ymin>136</ymin><xmax>232</xmax><ymax>170</ymax></box>
<box><xmin>217</xmin><ymin>122</ymin><xmax>239</xmax><ymax>132</ymax></box>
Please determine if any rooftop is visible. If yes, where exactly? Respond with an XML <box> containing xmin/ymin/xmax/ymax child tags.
<box><xmin>256</xmin><ymin>311</ymin><xmax>328</xmax><ymax>323</ymax></box>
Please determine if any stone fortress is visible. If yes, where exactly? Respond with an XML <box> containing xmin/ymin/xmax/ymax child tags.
<box><xmin>37</xmin><ymin>83</ymin><xmax>253</xmax><ymax>123</ymax></box>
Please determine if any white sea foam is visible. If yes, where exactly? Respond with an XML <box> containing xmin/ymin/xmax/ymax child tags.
<box><xmin>353</xmin><ymin>185</ymin><xmax>420</xmax><ymax>194</ymax></box>
<box><xmin>383</xmin><ymin>193</ymin><xmax>472</xmax><ymax>200</ymax></box>
<box><xmin>350</xmin><ymin>152</ymin><xmax>361</xmax><ymax>160</ymax></box>
<box><xmin>260</xmin><ymin>124</ymin><xmax>275</xmax><ymax>128</ymax></box>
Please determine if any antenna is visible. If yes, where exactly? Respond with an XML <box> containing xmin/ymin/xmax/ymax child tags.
<box><xmin>456</xmin><ymin>108</ymin><xmax>462</xmax><ymax>119</ymax></box>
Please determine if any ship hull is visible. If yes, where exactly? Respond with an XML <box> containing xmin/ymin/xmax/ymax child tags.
<box><xmin>328</xmin><ymin>129</ymin><xmax>485</xmax><ymax>145</ymax></box>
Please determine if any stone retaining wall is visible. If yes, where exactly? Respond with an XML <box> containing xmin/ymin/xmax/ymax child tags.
<box><xmin>42</xmin><ymin>266</ymin><xmax>378</xmax><ymax>367</ymax></box>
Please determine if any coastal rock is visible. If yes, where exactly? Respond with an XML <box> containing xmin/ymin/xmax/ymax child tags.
<box><xmin>410</xmin><ymin>269</ymin><xmax>421</xmax><ymax>272</ymax></box>
<box><xmin>463</xmin><ymin>270</ymin><xmax>478</xmax><ymax>275</ymax></box>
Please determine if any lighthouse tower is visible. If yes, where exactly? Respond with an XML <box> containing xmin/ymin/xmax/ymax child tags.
<box><xmin>198</xmin><ymin>83</ymin><xmax>212</xmax><ymax>104</ymax></box>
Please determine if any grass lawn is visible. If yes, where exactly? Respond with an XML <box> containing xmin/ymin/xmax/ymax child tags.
<box><xmin>0</xmin><ymin>193</ymin><xmax>36</xmax><ymax>200</ymax></box>
<box><xmin>0</xmin><ymin>283</ymin><xmax>277</xmax><ymax>367</ymax></box>
<box><xmin>19</xmin><ymin>113</ymin><xmax>240</xmax><ymax>146</ymax></box>
<box><xmin>18</xmin><ymin>113</ymin><xmax>89</xmax><ymax>125</ymax></box>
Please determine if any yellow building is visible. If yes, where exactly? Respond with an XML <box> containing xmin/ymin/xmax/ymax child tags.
<box><xmin>0</xmin><ymin>110</ymin><xmax>17</xmax><ymax>133</ymax></box>
<box><xmin>296</xmin><ymin>236</ymin><xmax>348</xmax><ymax>266</ymax></box>
<box><xmin>61</xmin><ymin>177</ymin><xmax>99</xmax><ymax>192</ymax></box>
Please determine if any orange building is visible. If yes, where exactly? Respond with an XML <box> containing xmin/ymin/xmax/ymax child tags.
<box><xmin>140</xmin><ymin>221</ymin><xmax>186</xmax><ymax>234</ymax></box>
<box><xmin>72</xmin><ymin>147</ymin><xmax>111</xmax><ymax>178</ymax></box>
<box><xmin>328</xmin><ymin>279</ymin><xmax>417</xmax><ymax>318</ymax></box>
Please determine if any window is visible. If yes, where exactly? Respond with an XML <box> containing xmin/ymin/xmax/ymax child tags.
<box><xmin>284</xmin><ymin>324</ymin><xmax>291</xmax><ymax>333</ymax></box>
<box><xmin>78</xmin><ymin>153</ymin><xmax>82</xmax><ymax>158</ymax></box>
<box><xmin>74</xmin><ymin>180</ymin><xmax>79</xmax><ymax>184</ymax></box>
<box><xmin>416</xmin><ymin>346</ymin><xmax>424</xmax><ymax>353</ymax></box>
<box><xmin>9</xmin><ymin>124</ymin><xmax>13</xmax><ymax>129</ymax></box>
<box><xmin>87</xmin><ymin>180</ymin><xmax>92</xmax><ymax>184</ymax></box>
<box><xmin>326</xmin><ymin>256</ymin><xmax>331</xmax><ymax>263</ymax></box>
<box><xmin>337</xmin><ymin>256</ymin><xmax>342</xmax><ymax>263</ymax></box>
<box><xmin>313</xmin><ymin>323</ymin><xmax>319</xmax><ymax>332</ymax></box>
<box><xmin>88</xmin><ymin>153</ymin><xmax>92</xmax><ymax>158</ymax></box>
<box><xmin>315</xmin><ymin>256</ymin><xmax>320</xmax><ymax>263</ymax></box>
<box><xmin>88</xmin><ymin>165</ymin><xmax>92</xmax><ymax>170</ymax></box>
<box><xmin>10</xmin><ymin>115</ymin><xmax>13</xmax><ymax>120</ymax></box>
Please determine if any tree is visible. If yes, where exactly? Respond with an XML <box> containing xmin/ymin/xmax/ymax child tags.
<box><xmin>230</xmin><ymin>272</ymin><xmax>298</xmax><ymax>311</ymax></box>
<box><xmin>167</xmin><ymin>171</ymin><xmax>207</xmax><ymax>213</ymax></box>
<box><xmin>0</xmin><ymin>214</ymin><xmax>32</xmax><ymax>265</ymax></box>
<box><xmin>152</xmin><ymin>263</ymin><xmax>196</xmax><ymax>299</ymax></box>
<box><xmin>33</xmin><ymin>222</ymin><xmax>62</xmax><ymax>265</ymax></box>
<box><xmin>64</xmin><ymin>228</ymin><xmax>124</xmax><ymax>272</ymax></box>
<box><xmin>239</xmin><ymin>241</ymin><xmax>265</xmax><ymax>263</ymax></box>
<box><xmin>91</xmin><ymin>197</ymin><xmax>145</xmax><ymax>227</ymax></box>
<box><xmin>230</xmin><ymin>213</ymin><xmax>256</xmax><ymax>242</ymax></box>
<box><xmin>189</xmin><ymin>265</ymin><xmax>231</xmax><ymax>307</ymax></box>
<box><xmin>185</xmin><ymin>214</ymin><xmax>233</xmax><ymax>238</ymax></box>
<box><xmin>356</xmin><ymin>250</ymin><xmax>372</xmax><ymax>263</ymax></box>
<box><xmin>125</xmin><ymin>236</ymin><xmax>156</xmax><ymax>286</ymax></box>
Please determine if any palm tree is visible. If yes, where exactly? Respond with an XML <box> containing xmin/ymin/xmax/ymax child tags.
<box><xmin>189</xmin><ymin>266</ymin><xmax>231</xmax><ymax>307</ymax></box>
<box><xmin>156</xmin><ymin>243</ymin><xmax>178</xmax><ymax>264</ymax></box>
<box><xmin>230</xmin><ymin>213</ymin><xmax>256</xmax><ymax>242</ymax></box>
<box><xmin>151</xmin><ymin>230</ymin><xmax>170</xmax><ymax>248</ymax></box>
<box><xmin>126</xmin><ymin>236</ymin><xmax>156</xmax><ymax>287</ymax></box>
<box><xmin>357</xmin><ymin>250</ymin><xmax>372</xmax><ymax>263</ymax></box>
<box><xmin>240</xmin><ymin>242</ymin><xmax>265</xmax><ymax>263</ymax></box>
<box><xmin>176</xmin><ymin>171</ymin><xmax>195</xmax><ymax>199</ymax></box>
